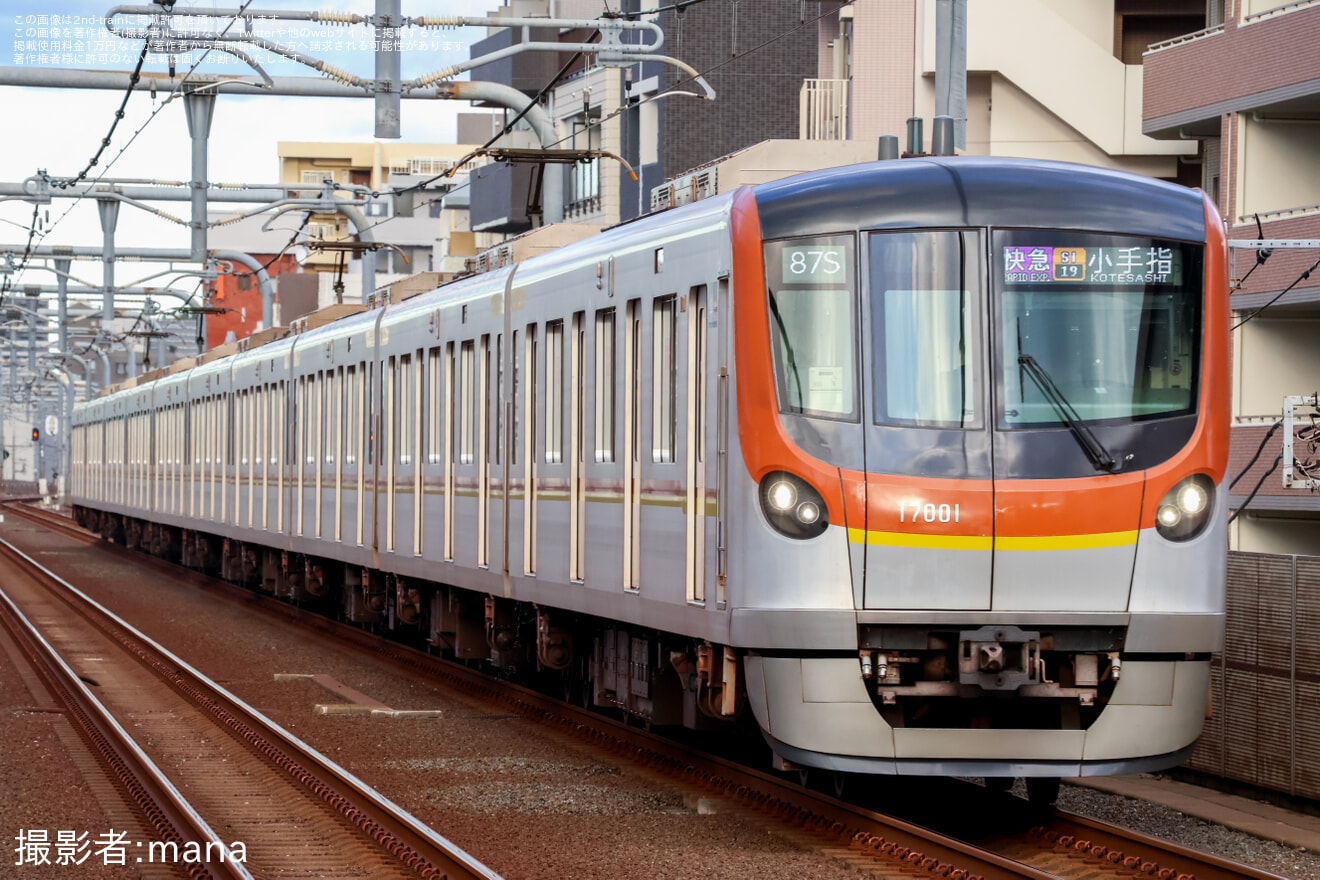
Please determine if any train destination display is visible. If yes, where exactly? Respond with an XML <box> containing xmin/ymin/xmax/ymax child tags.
<box><xmin>1002</xmin><ymin>245</ymin><xmax>1181</xmax><ymax>286</ymax></box>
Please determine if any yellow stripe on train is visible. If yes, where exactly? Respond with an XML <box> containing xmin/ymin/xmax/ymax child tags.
<box><xmin>846</xmin><ymin>528</ymin><xmax>1139</xmax><ymax>551</ymax></box>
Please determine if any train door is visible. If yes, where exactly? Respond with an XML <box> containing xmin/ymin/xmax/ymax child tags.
<box><xmin>585</xmin><ymin>307</ymin><xmax>623</xmax><ymax>590</ymax></box>
<box><xmin>684</xmin><ymin>286</ymin><xmax>709</xmax><ymax>605</ymax></box>
<box><xmin>636</xmin><ymin>293</ymin><xmax>686</xmax><ymax>598</ymax></box>
<box><xmin>859</xmin><ymin>229</ymin><xmax>994</xmax><ymax>610</ymax></box>
<box><xmin>389</xmin><ymin>351</ymin><xmax>422</xmax><ymax>558</ymax></box>
<box><xmin>420</xmin><ymin>350</ymin><xmax>443</xmax><ymax>559</ymax></box>
<box><xmin>485</xmin><ymin>334</ymin><xmax>503</xmax><ymax>572</ymax></box>
<box><xmin>342</xmin><ymin>366</ymin><xmax>361</xmax><ymax>545</ymax></box>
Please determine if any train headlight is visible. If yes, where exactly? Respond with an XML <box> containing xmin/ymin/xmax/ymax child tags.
<box><xmin>759</xmin><ymin>471</ymin><xmax>829</xmax><ymax>539</ymax></box>
<box><xmin>1154</xmin><ymin>474</ymin><xmax>1215</xmax><ymax>542</ymax></box>
<box><xmin>767</xmin><ymin>480</ymin><xmax>797</xmax><ymax>512</ymax></box>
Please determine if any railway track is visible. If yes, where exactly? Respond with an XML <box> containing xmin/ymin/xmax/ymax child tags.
<box><xmin>2</xmin><ymin>502</ymin><xmax>1292</xmax><ymax>880</ymax></box>
<box><xmin>0</xmin><ymin>518</ymin><xmax>501</xmax><ymax>880</ymax></box>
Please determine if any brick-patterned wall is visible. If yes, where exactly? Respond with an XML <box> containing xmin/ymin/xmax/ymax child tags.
<box><xmin>1144</xmin><ymin>6</ymin><xmax>1320</xmax><ymax>121</ymax></box>
<box><xmin>660</xmin><ymin>0</ymin><xmax>818</xmax><ymax>178</ymax></box>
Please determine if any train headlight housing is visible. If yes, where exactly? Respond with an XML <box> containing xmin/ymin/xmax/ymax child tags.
<box><xmin>1155</xmin><ymin>474</ymin><xmax>1215</xmax><ymax>542</ymax></box>
<box><xmin>759</xmin><ymin>471</ymin><xmax>829</xmax><ymax>539</ymax></box>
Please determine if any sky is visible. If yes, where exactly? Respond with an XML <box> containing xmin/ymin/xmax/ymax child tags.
<box><xmin>1</xmin><ymin>0</ymin><xmax>489</xmax><ymax>297</ymax></box>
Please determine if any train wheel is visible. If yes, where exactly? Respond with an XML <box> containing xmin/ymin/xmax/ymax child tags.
<box><xmin>983</xmin><ymin>777</ymin><xmax>1014</xmax><ymax>794</ymax></box>
<box><xmin>1025</xmin><ymin>777</ymin><xmax>1060</xmax><ymax>806</ymax></box>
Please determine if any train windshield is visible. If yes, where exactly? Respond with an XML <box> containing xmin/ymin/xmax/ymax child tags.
<box><xmin>764</xmin><ymin>235</ymin><xmax>859</xmax><ymax>420</ymax></box>
<box><xmin>993</xmin><ymin>232</ymin><xmax>1203</xmax><ymax>428</ymax></box>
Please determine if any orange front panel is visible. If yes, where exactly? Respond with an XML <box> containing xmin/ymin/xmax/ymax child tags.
<box><xmin>994</xmin><ymin>473</ymin><xmax>1144</xmax><ymax>539</ymax></box>
<box><xmin>730</xmin><ymin>187</ymin><xmax>847</xmax><ymax>523</ymax></box>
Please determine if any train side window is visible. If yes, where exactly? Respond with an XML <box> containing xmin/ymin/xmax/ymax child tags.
<box><xmin>573</xmin><ymin>312</ymin><xmax>584</xmax><ymax>466</ymax></box>
<box><xmin>870</xmin><ymin>230</ymin><xmax>982</xmax><ymax>428</ymax></box>
<box><xmin>398</xmin><ymin>353</ymin><xmax>412</xmax><ymax>464</ymax></box>
<box><xmin>511</xmin><ymin>329</ymin><xmax>520</xmax><ymax>465</ymax></box>
<box><xmin>595</xmin><ymin>308</ymin><xmax>616</xmax><ymax>462</ymax></box>
<box><xmin>366</xmin><ymin>362</ymin><xmax>375</xmax><ymax>466</ymax></box>
<box><xmin>460</xmin><ymin>341</ymin><xmax>475</xmax><ymax>464</ymax></box>
<box><xmin>491</xmin><ymin>334</ymin><xmax>500</xmax><ymax>465</ymax></box>
<box><xmin>226</xmin><ymin>391</ymin><xmax>235</xmax><ymax>467</ymax></box>
<box><xmin>426</xmin><ymin>348</ymin><xmax>442</xmax><ymax>464</ymax></box>
<box><xmin>345</xmin><ymin>365</ymin><xmax>357</xmax><ymax>465</ymax></box>
<box><xmin>546</xmin><ymin>320</ymin><xmax>564</xmax><ymax>464</ymax></box>
<box><xmin>652</xmin><ymin>295</ymin><xmax>677</xmax><ymax>463</ymax></box>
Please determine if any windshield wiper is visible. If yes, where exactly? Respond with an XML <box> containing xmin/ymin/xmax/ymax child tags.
<box><xmin>1017</xmin><ymin>354</ymin><xmax>1119</xmax><ymax>472</ymax></box>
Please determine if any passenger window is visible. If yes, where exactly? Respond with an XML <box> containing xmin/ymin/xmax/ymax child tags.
<box><xmin>870</xmin><ymin>230</ymin><xmax>982</xmax><ymax>429</ymax></box>
<box><xmin>652</xmin><ymin>296</ymin><xmax>677</xmax><ymax>463</ymax></box>
<box><xmin>546</xmin><ymin>320</ymin><xmax>564</xmax><ymax>464</ymax></box>
<box><xmin>460</xmin><ymin>341</ymin><xmax>475</xmax><ymax>464</ymax></box>
<box><xmin>595</xmin><ymin>308</ymin><xmax>616</xmax><ymax>462</ymax></box>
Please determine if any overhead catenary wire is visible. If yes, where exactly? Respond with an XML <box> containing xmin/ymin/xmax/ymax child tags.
<box><xmin>359</xmin><ymin>1</ymin><xmax>853</xmax><ymax>241</ymax></box>
<box><xmin>13</xmin><ymin>0</ymin><xmax>262</xmax><ymax>279</ymax></box>
<box><xmin>1229</xmin><ymin>420</ymin><xmax>1282</xmax><ymax>490</ymax></box>
<box><xmin>1228</xmin><ymin>454</ymin><xmax>1283</xmax><ymax>524</ymax></box>
<box><xmin>1231</xmin><ymin>253</ymin><xmax>1320</xmax><ymax>331</ymax></box>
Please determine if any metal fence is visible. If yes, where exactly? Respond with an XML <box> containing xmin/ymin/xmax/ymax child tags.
<box><xmin>1187</xmin><ymin>551</ymin><xmax>1320</xmax><ymax>799</ymax></box>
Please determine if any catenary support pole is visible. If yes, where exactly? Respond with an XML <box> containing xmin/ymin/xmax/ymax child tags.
<box><xmin>184</xmin><ymin>91</ymin><xmax>217</xmax><ymax>262</ymax></box>
<box><xmin>376</xmin><ymin>0</ymin><xmax>401</xmax><ymax>139</ymax></box>
<box><xmin>55</xmin><ymin>257</ymin><xmax>70</xmax><ymax>353</ymax></box>
<box><xmin>97</xmin><ymin>198</ymin><xmax>119</xmax><ymax>324</ymax></box>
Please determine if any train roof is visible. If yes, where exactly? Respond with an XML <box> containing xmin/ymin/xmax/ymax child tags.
<box><xmin>751</xmin><ymin>156</ymin><xmax>1207</xmax><ymax>242</ymax></box>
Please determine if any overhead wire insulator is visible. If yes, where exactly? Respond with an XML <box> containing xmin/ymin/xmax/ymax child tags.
<box><xmin>411</xmin><ymin>16</ymin><xmax>464</xmax><ymax>28</ymax></box>
<box><xmin>311</xmin><ymin>11</ymin><xmax>364</xmax><ymax>25</ymax></box>
<box><xmin>411</xmin><ymin>66</ymin><xmax>461</xmax><ymax>89</ymax></box>
<box><xmin>315</xmin><ymin>61</ymin><xmax>363</xmax><ymax>86</ymax></box>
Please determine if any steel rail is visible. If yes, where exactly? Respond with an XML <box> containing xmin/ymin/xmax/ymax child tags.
<box><xmin>0</xmin><ymin>540</ymin><xmax>253</xmax><ymax>880</ymax></box>
<box><xmin>1025</xmin><ymin>811</ymin><xmax>1290</xmax><ymax>880</ymax></box>
<box><xmin>0</xmin><ymin>525</ymin><xmax>502</xmax><ymax>880</ymax></box>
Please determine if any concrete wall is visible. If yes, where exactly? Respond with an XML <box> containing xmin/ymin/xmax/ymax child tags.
<box><xmin>1231</xmin><ymin>318</ymin><xmax>1320</xmax><ymax>418</ymax></box>
<box><xmin>1236</xmin><ymin>116</ymin><xmax>1320</xmax><ymax>218</ymax></box>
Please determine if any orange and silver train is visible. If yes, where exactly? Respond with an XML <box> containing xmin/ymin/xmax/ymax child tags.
<box><xmin>70</xmin><ymin>157</ymin><xmax>1228</xmax><ymax>792</ymax></box>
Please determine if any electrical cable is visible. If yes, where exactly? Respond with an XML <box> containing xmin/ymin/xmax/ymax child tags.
<box><xmin>613</xmin><ymin>0</ymin><xmax>710</xmax><ymax>18</ymax></box>
<box><xmin>1231</xmin><ymin>254</ymin><xmax>1320</xmax><ymax>331</ymax></box>
<box><xmin>0</xmin><ymin>201</ymin><xmax>42</xmax><ymax>305</ymax></box>
<box><xmin>15</xmin><ymin>0</ymin><xmax>261</xmax><ymax>266</ymax></box>
<box><xmin>358</xmin><ymin>3</ymin><xmax>851</xmax><ymax>239</ymax></box>
<box><xmin>51</xmin><ymin>44</ymin><xmax>151</xmax><ymax>190</ymax></box>
<box><xmin>1228</xmin><ymin>454</ymin><xmax>1282</xmax><ymax>524</ymax></box>
<box><xmin>1229</xmin><ymin>420</ymin><xmax>1281</xmax><ymax>490</ymax></box>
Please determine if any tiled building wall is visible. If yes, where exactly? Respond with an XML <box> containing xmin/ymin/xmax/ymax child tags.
<box><xmin>849</xmin><ymin>0</ymin><xmax>917</xmax><ymax>142</ymax></box>
<box><xmin>659</xmin><ymin>0</ymin><xmax>818</xmax><ymax>178</ymax></box>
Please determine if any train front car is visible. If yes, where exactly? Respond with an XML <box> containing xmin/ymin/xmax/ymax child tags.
<box><xmin>729</xmin><ymin>158</ymin><xmax>1228</xmax><ymax>785</ymax></box>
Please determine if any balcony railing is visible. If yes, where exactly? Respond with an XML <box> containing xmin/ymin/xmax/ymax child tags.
<box><xmin>1144</xmin><ymin>24</ymin><xmax>1224</xmax><ymax>55</ymax></box>
<box><xmin>799</xmin><ymin>78</ymin><xmax>849</xmax><ymax>141</ymax></box>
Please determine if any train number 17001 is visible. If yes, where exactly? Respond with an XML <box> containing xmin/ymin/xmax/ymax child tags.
<box><xmin>898</xmin><ymin>502</ymin><xmax>961</xmax><ymax>524</ymax></box>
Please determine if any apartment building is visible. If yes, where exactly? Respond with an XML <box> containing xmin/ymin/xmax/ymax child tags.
<box><xmin>1144</xmin><ymin>0</ymin><xmax>1320</xmax><ymax>553</ymax></box>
